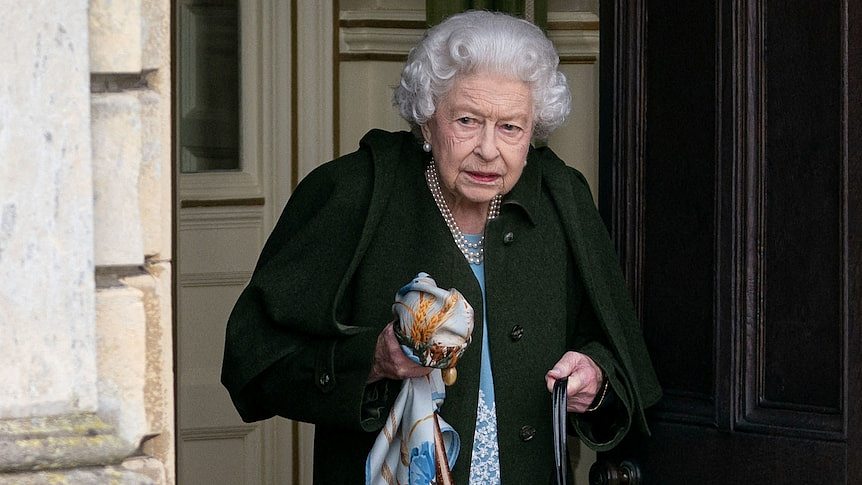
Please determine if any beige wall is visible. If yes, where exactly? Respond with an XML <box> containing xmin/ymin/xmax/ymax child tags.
<box><xmin>92</xmin><ymin>0</ymin><xmax>175</xmax><ymax>481</ymax></box>
<box><xmin>0</xmin><ymin>0</ymin><xmax>174</xmax><ymax>483</ymax></box>
<box><xmin>92</xmin><ymin>0</ymin><xmax>175</xmax><ymax>480</ymax></box>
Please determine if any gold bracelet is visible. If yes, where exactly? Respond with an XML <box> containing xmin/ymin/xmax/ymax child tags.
<box><xmin>585</xmin><ymin>374</ymin><xmax>610</xmax><ymax>412</ymax></box>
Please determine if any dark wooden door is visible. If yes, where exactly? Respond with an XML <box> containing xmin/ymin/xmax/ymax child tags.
<box><xmin>595</xmin><ymin>1</ymin><xmax>861</xmax><ymax>483</ymax></box>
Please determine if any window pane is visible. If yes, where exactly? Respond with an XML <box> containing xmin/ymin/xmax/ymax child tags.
<box><xmin>179</xmin><ymin>0</ymin><xmax>240</xmax><ymax>173</ymax></box>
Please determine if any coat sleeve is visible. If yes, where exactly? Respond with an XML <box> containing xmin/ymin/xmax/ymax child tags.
<box><xmin>220</xmin><ymin>151</ymin><xmax>392</xmax><ymax>431</ymax></box>
<box><xmin>569</xmin><ymin>298</ymin><xmax>639</xmax><ymax>451</ymax></box>
<box><xmin>543</xmin><ymin>156</ymin><xmax>662</xmax><ymax>450</ymax></box>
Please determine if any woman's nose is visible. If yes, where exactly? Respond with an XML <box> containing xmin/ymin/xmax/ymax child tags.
<box><xmin>474</xmin><ymin>125</ymin><xmax>500</xmax><ymax>161</ymax></box>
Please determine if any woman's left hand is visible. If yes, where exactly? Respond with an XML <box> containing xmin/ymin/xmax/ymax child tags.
<box><xmin>545</xmin><ymin>351</ymin><xmax>604</xmax><ymax>413</ymax></box>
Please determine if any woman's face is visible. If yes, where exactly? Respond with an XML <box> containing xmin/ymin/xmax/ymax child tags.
<box><xmin>421</xmin><ymin>72</ymin><xmax>533</xmax><ymax>210</ymax></box>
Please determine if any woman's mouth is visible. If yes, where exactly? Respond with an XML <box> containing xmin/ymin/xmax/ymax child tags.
<box><xmin>466</xmin><ymin>171</ymin><xmax>499</xmax><ymax>183</ymax></box>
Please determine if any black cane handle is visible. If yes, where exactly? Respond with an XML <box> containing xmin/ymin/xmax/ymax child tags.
<box><xmin>553</xmin><ymin>378</ymin><xmax>568</xmax><ymax>485</ymax></box>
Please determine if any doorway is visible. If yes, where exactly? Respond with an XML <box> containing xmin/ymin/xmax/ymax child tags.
<box><xmin>173</xmin><ymin>1</ymin><xmax>607</xmax><ymax>483</ymax></box>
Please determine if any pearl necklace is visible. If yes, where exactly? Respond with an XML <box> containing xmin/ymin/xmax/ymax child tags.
<box><xmin>425</xmin><ymin>160</ymin><xmax>502</xmax><ymax>264</ymax></box>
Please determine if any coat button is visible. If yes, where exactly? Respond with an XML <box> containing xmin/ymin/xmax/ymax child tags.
<box><xmin>509</xmin><ymin>325</ymin><xmax>524</xmax><ymax>341</ymax></box>
<box><xmin>318</xmin><ymin>373</ymin><xmax>331</xmax><ymax>387</ymax></box>
<box><xmin>519</xmin><ymin>425</ymin><xmax>536</xmax><ymax>442</ymax></box>
<box><xmin>503</xmin><ymin>232</ymin><xmax>515</xmax><ymax>244</ymax></box>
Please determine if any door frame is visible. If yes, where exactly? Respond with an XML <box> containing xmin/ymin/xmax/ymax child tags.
<box><xmin>172</xmin><ymin>1</ymin><xmax>335</xmax><ymax>483</ymax></box>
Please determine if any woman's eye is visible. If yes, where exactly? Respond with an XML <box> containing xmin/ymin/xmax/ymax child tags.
<box><xmin>457</xmin><ymin>117</ymin><xmax>473</xmax><ymax>125</ymax></box>
<box><xmin>501</xmin><ymin>124</ymin><xmax>520</xmax><ymax>133</ymax></box>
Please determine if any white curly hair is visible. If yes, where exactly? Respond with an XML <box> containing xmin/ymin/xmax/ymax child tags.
<box><xmin>393</xmin><ymin>10</ymin><xmax>571</xmax><ymax>140</ymax></box>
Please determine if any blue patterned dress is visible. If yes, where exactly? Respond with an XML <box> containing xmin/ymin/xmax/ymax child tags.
<box><xmin>464</xmin><ymin>234</ymin><xmax>501</xmax><ymax>484</ymax></box>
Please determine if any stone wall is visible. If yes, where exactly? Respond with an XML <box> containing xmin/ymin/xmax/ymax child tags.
<box><xmin>0</xmin><ymin>0</ymin><xmax>174</xmax><ymax>483</ymax></box>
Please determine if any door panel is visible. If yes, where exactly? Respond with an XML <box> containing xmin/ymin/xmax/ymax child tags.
<box><xmin>597</xmin><ymin>1</ymin><xmax>861</xmax><ymax>483</ymax></box>
<box><xmin>174</xmin><ymin>0</ymin><xmax>297</xmax><ymax>483</ymax></box>
<box><xmin>642</xmin><ymin>0</ymin><xmax>717</xmax><ymax>422</ymax></box>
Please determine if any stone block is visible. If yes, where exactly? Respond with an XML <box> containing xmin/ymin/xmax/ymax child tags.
<box><xmin>96</xmin><ymin>281</ymin><xmax>148</xmax><ymax>446</ymax></box>
<box><xmin>0</xmin><ymin>467</ymin><xmax>153</xmax><ymax>485</ymax></box>
<box><xmin>139</xmin><ymin>0</ymin><xmax>172</xmax><ymax>261</ymax></box>
<box><xmin>142</xmin><ymin>0</ymin><xmax>170</xmax><ymax>71</ymax></box>
<box><xmin>123</xmin><ymin>456</ymin><xmax>167</xmax><ymax>485</ymax></box>
<box><xmin>90</xmin><ymin>0</ymin><xmax>143</xmax><ymax>73</ymax></box>
<box><xmin>0</xmin><ymin>413</ymin><xmax>135</xmax><ymax>473</ymax></box>
<box><xmin>0</xmin><ymin>0</ymin><xmax>98</xmax><ymax>418</ymax></box>
<box><xmin>92</xmin><ymin>93</ymin><xmax>145</xmax><ymax>266</ymax></box>
<box><xmin>139</xmin><ymin>0</ymin><xmax>171</xmax><ymax>260</ymax></box>
<box><xmin>139</xmin><ymin>89</ymin><xmax>170</xmax><ymax>259</ymax></box>
<box><xmin>128</xmin><ymin>262</ymin><xmax>175</xmax><ymax>484</ymax></box>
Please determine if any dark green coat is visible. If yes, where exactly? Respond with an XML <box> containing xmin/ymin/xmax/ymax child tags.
<box><xmin>221</xmin><ymin>130</ymin><xmax>661</xmax><ymax>483</ymax></box>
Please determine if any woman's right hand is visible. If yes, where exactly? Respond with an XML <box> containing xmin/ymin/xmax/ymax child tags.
<box><xmin>367</xmin><ymin>322</ymin><xmax>433</xmax><ymax>383</ymax></box>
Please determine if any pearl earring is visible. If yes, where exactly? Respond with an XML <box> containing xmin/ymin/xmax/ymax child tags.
<box><xmin>422</xmin><ymin>141</ymin><xmax>432</xmax><ymax>153</ymax></box>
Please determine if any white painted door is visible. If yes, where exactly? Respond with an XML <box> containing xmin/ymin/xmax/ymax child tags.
<box><xmin>174</xmin><ymin>0</ymin><xmax>303</xmax><ymax>483</ymax></box>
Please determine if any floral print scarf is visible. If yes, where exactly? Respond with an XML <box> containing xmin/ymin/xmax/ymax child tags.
<box><xmin>365</xmin><ymin>273</ymin><xmax>475</xmax><ymax>485</ymax></box>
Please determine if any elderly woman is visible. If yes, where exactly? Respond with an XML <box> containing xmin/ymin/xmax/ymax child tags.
<box><xmin>222</xmin><ymin>10</ymin><xmax>660</xmax><ymax>484</ymax></box>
